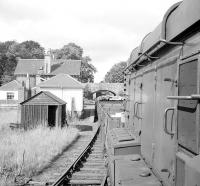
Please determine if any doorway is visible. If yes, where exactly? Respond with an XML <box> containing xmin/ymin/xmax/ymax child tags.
<box><xmin>48</xmin><ymin>105</ymin><xmax>57</xmax><ymax>127</ymax></box>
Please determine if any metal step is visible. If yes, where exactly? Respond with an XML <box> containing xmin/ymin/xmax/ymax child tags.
<box><xmin>84</xmin><ymin>159</ymin><xmax>105</xmax><ymax>164</ymax></box>
<box><xmin>83</xmin><ymin>162</ymin><xmax>106</xmax><ymax>167</ymax></box>
<box><xmin>79</xmin><ymin>168</ymin><xmax>106</xmax><ymax>173</ymax></box>
<box><xmin>71</xmin><ymin>173</ymin><xmax>104</xmax><ymax>180</ymax></box>
<box><xmin>69</xmin><ymin>179</ymin><xmax>102</xmax><ymax>185</ymax></box>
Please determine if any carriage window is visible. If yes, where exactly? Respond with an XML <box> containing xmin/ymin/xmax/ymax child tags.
<box><xmin>178</xmin><ymin>60</ymin><xmax>198</xmax><ymax>153</ymax></box>
<box><xmin>7</xmin><ymin>92</ymin><xmax>14</xmax><ymax>100</ymax></box>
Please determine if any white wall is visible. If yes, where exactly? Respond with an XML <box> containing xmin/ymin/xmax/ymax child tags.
<box><xmin>39</xmin><ymin>87</ymin><xmax>83</xmax><ymax>112</ymax></box>
<box><xmin>0</xmin><ymin>91</ymin><xmax>18</xmax><ymax>100</ymax></box>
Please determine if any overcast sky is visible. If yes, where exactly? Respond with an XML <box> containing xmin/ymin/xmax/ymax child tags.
<box><xmin>0</xmin><ymin>0</ymin><xmax>179</xmax><ymax>82</ymax></box>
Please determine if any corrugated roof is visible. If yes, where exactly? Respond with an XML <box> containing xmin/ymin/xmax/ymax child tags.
<box><xmin>49</xmin><ymin>60</ymin><xmax>81</xmax><ymax>75</ymax></box>
<box><xmin>37</xmin><ymin>73</ymin><xmax>83</xmax><ymax>89</ymax></box>
<box><xmin>0</xmin><ymin>80</ymin><xmax>23</xmax><ymax>91</ymax></box>
<box><xmin>20</xmin><ymin>91</ymin><xmax>66</xmax><ymax>105</ymax></box>
<box><xmin>14</xmin><ymin>59</ymin><xmax>81</xmax><ymax>76</ymax></box>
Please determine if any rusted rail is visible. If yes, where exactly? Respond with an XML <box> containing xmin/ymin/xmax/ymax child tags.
<box><xmin>51</xmin><ymin>124</ymin><xmax>106</xmax><ymax>186</ymax></box>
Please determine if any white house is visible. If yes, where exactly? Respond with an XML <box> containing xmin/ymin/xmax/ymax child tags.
<box><xmin>37</xmin><ymin>73</ymin><xmax>84</xmax><ymax>114</ymax></box>
<box><xmin>0</xmin><ymin>80</ymin><xmax>25</xmax><ymax>106</ymax></box>
<box><xmin>0</xmin><ymin>80</ymin><xmax>25</xmax><ymax>124</ymax></box>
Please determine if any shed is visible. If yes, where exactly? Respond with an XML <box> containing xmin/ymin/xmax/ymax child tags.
<box><xmin>20</xmin><ymin>91</ymin><xmax>66</xmax><ymax>129</ymax></box>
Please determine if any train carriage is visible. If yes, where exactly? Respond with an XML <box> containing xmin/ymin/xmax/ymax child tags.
<box><xmin>123</xmin><ymin>0</ymin><xmax>200</xmax><ymax>185</ymax></box>
<box><xmin>96</xmin><ymin>0</ymin><xmax>200</xmax><ymax>186</ymax></box>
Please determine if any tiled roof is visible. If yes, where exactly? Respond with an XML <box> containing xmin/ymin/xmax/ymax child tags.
<box><xmin>14</xmin><ymin>59</ymin><xmax>81</xmax><ymax>76</ymax></box>
<box><xmin>49</xmin><ymin>60</ymin><xmax>81</xmax><ymax>75</ymax></box>
<box><xmin>20</xmin><ymin>91</ymin><xmax>66</xmax><ymax>105</ymax></box>
<box><xmin>44</xmin><ymin>91</ymin><xmax>66</xmax><ymax>104</ymax></box>
<box><xmin>37</xmin><ymin>73</ymin><xmax>83</xmax><ymax>89</ymax></box>
<box><xmin>14</xmin><ymin>59</ymin><xmax>44</xmax><ymax>75</ymax></box>
<box><xmin>0</xmin><ymin>80</ymin><xmax>23</xmax><ymax>91</ymax></box>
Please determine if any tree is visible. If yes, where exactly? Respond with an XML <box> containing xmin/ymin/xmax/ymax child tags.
<box><xmin>104</xmin><ymin>62</ymin><xmax>127</xmax><ymax>83</ymax></box>
<box><xmin>0</xmin><ymin>40</ymin><xmax>44</xmax><ymax>85</ymax></box>
<box><xmin>53</xmin><ymin>43</ymin><xmax>83</xmax><ymax>60</ymax></box>
<box><xmin>83</xmin><ymin>84</ymin><xmax>93</xmax><ymax>99</ymax></box>
<box><xmin>80</xmin><ymin>56</ymin><xmax>97</xmax><ymax>83</ymax></box>
<box><xmin>12</xmin><ymin>40</ymin><xmax>44</xmax><ymax>59</ymax></box>
<box><xmin>52</xmin><ymin>43</ymin><xmax>97</xmax><ymax>83</ymax></box>
<box><xmin>0</xmin><ymin>41</ymin><xmax>18</xmax><ymax>85</ymax></box>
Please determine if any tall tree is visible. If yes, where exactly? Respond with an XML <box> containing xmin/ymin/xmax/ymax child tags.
<box><xmin>53</xmin><ymin>43</ymin><xmax>83</xmax><ymax>60</ymax></box>
<box><xmin>12</xmin><ymin>40</ymin><xmax>44</xmax><ymax>59</ymax></box>
<box><xmin>0</xmin><ymin>40</ymin><xmax>44</xmax><ymax>84</ymax></box>
<box><xmin>52</xmin><ymin>43</ymin><xmax>96</xmax><ymax>83</ymax></box>
<box><xmin>104</xmin><ymin>62</ymin><xmax>127</xmax><ymax>83</ymax></box>
<box><xmin>80</xmin><ymin>56</ymin><xmax>97</xmax><ymax>83</ymax></box>
<box><xmin>0</xmin><ymin>41</ymin><xmax>18</xmax><ymax>85</ymax></box>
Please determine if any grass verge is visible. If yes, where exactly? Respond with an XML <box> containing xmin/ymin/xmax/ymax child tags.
<box><xmin>0</xmin><ymin>126</ymin><xmax>79</xmax><ymax>185</ymax></box>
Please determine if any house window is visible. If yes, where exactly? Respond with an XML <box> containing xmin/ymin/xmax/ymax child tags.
<box><xmin>7</xmin><ymin>92</ymin><xmax>15</xmax><ymax>100</ymax></box>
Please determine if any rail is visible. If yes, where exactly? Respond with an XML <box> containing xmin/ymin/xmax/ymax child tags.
<box><xmin>51</xmin><ymin>124</ymin><xmax>101</xmax><ymax>186</ymax></box>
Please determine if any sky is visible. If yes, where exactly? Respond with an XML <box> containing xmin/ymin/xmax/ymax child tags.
<box><xmin>0</xmin><ymin>0</ymin><xmax>179</xmax><ymax>82</ymax></box>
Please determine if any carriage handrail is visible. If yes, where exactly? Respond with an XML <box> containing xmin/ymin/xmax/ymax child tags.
<box><xmin>164</xmin><ymin>107</ymin><xmax>175</xmax><ymax>136</ymax></box>
<box><xmin>167</xmin><ymin>95</ymin><xmax>200</xmax><ymax>100</ymax></box>
<box><xmin>134</xmin><ymin>102</ymin><xmax>143</xmax><ymax>119</ymax></box>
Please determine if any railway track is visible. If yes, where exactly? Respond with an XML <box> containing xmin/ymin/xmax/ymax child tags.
<box><xmin>26</xmin><ymin>125</ymin><xmax>107</xmax><ymax>186</ymax></box>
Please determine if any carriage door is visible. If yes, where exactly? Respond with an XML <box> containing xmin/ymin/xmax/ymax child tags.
<box><xmin>133</xmin><ymin>73</ymin><xmax>143</xmax><ymax>137</ymax></box>
<box><xmin>175</xmin><ymin>55</ymin><xmax>200</xmax><ymax>186</ymax></box>
<box><xmin>141</xmin><ymin>67</ymin><xmax>156</xmax><ymax>165</ymax></box>
<box><xmin>177</xmin><ymin>57</ymin><xmax>199</xmax><ymax>154</ymax></box>
<box><xmin>153</xmin><ymin>57</ymin><xmax>178</xmax><ymax>186</ymax></box>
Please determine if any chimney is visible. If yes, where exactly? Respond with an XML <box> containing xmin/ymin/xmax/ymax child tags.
<box><xmin>44</xmin><ymin>48</ymin><xmax>51</xmax><ymax>74</ymax></box>
<box><xmin>25</xmin><ymin>73</ymin><xmax>31</xmax><ymax>99</ymax></box>
<box><xmin>25</xmin><ymin>73</ymin><xmax>30</xmax><ymax>90</ymax></box>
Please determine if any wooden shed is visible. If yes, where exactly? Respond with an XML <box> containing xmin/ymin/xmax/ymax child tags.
<box><xmin>20</xmin><ymin>91</ymin><xmax>66</xmax><ymax>129</ymax></box>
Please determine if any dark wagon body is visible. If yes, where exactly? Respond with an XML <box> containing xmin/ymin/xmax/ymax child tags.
<box><xmin>97</xmin><ymin>0</ymin><xmax>200</xmax><ymax>185</ymax></box>
<box><xmin>124</xmin><ymin>0</ymin><xmax>200</xmax><ymax>185</ymax></box>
